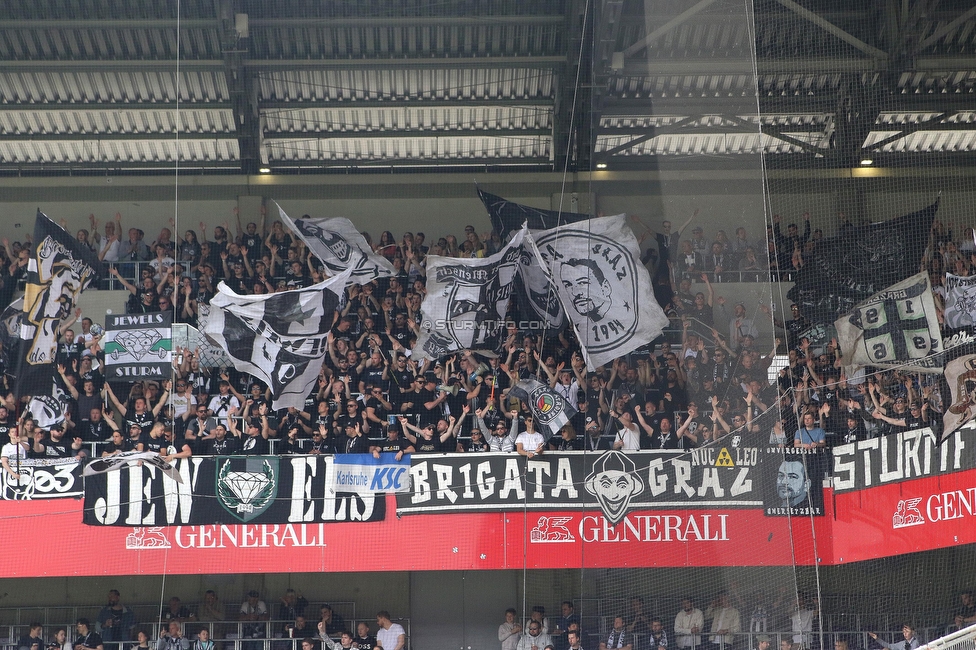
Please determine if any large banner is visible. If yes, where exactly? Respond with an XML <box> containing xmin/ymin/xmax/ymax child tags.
<box><xmin>199</xmin><ymin>269</ymin><xmax>350</xmax><ymax>410</ymax></box>
<box><xmin>526</xmin><ymin>215</ymin><xmax>669</xmax><ymax>369</ymax></box>
<box><xmin>103</xmin><ymin>312</ymin><xmax>172</xmax><ymax>380</ymax></box>
<box><xmin>0</xmin><ymin>457</ymin><xmax>84</xmax><ymax>501</ymax></box>
<box><xmin>395</xmin><ymin>447</ymin><xmax>824</xmax><ymax>520</ymax></box>
<box><xmin>16</xmin><ymin>211</ymin><xmax>104</xmax><ymax>397</ymax></box>
<box><xmin>413</xmin><ymin>227</ymin><xmax>525</xmax><ymax>359</ymax></box>
<box><xmin>477</xmin><ymin>188</ymin><xmax>590</xmax><ymax>240</ymax></box>
<box><xmin>84</xmin><ymin>455</ymin><xmax>386</xmax><ymax>526</ymax></box>
<box><xmin>788</xmin><ymin>200</ymin><xmax>938</xmax><ymax>323</ymax></box>
<box><xmin>834</xmin><ymin>272</ymin><xmax>942</xmax><ymax>373</ymax></box>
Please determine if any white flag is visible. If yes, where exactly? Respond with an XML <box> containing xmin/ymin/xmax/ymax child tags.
<box><xmin>834</xmin><ymin>272</ymin><xmax>943</xmax><ymax>373</ymax></box>
<box><xmin>200</xmin><ymin>270</ymin><xmax>351</xmax><ymax>410</ymax></box>
<box><xmin>276</xmin><ymin>202</ymin><xmax>395</xmax><ymax>281</ymax></box>
<box><xmin>525</xmin><ymin>215</ymin><xmax>668</xmax><ymax>370</ymax></box>
<box><xmin>944</xmin><ymin>272</ymin><xmax>976</xmax><ymax>330</ymax></box>
<box><xmin>414</xmin><ymin>226</ymin><xmax>526</xmax><ymax>360</ymax></box>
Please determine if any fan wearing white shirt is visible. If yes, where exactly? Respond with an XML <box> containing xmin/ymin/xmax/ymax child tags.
<box><xmin>613</xmin><ymin>411</ymin><xmax>641</xmax><ymax>452</ymax></box>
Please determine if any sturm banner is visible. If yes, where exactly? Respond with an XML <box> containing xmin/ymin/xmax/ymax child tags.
<box><xmin>103</xmin><ymin>312</ymin><xmax>172</xmax><ymax>380</ymax></box>
<box><xmin>84</xmin><ymin>455</ymin><xmax>385</xmax><ymax>526</ymax></box>
<box><xmin>0</xmin><ymin>458</ymin><xmax>84</xmax><ymax>500</ymax></box>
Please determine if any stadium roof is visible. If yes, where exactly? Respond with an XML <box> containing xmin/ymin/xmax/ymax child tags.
<box><xmin>2</xmin><ymin>0</ymin><xmax>976</xmax><ymax>175</ymax></box>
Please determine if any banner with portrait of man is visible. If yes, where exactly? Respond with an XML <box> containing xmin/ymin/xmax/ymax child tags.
<box><xmin>525</xmin><ymin>215</ymin><xmax>669</xmax><ymax>370</ymax></box>
<box><xmin>762</xmin><ymin>447</ymin><xmax>827</xmax><ymax>517</ymax></box>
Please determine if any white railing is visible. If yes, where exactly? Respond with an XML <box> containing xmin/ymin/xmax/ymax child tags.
<box><xmin>919</xmin><ymin>623</ymin><xmax>976</xmax><ymax>650</ymax></box>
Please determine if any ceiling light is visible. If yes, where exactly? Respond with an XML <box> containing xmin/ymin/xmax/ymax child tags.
<box><xmin>859</xmin><ymin>158</ymin><xmax>873</xmax><ymax>166</ymax></box>
<box><xmin>258</xmin><ymin>167</ymin><xmax>271</xmax><ymax>173</ymax></box>
<box><xmin>595</xmin><ymin>162</ymin><xmax>608</xmax><ymax>169</ymax></box>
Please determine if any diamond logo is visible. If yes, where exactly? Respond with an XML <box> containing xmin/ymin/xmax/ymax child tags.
<box><xmin>216</xmin><ymin>457</ymin><xmax>278</xmax><ymax>522</ymax></box>
<box><xmin>109</xmin><ymin>329</ymin><xmax>168</xmax><ymax>361</ymax></box>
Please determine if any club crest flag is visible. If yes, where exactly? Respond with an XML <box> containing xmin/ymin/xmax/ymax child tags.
<box><xmin>414</xmin><ymin>226</ymin><xmax>525</xmax><ymax>360</ymax></box>
<box><xmin>834</xmin><ymin>272</ymin><xmax>942</xmax><ymax>373</ymax></box>
<box><xmin>943</xmin><ymin>354</ymin><xmax>976</xmax><ymax>442</ymax></box>
<box><xmin>17</xmin><ymin>211</ymin><xmax>105</xmax><ymax>397</ymax></box>
<box><xmin>525</xmin><ymin>215</ymin><xmax>669</xmax><ymax>370</ymax></box>
<box><xmin>509</xmin><ymin>378</ymin><xmax>578</xmax><ymax>436</ymax></box>
<box><xmin>200</xmin><ymin>269</ymin><xmax>351</xmax><ymax>410</ymax></box>
<box><xmin>944</xmin><ymin>272</ymin><xmax>976</xmax><ymax>331</ymax></box>
<box><xmin>276</xmin><ymin>202</ymin><xmax>395</xmax><ymax>280</ymax></box>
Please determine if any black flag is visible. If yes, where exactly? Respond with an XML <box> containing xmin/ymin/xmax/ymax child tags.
<box><xmin>787</xmin><ymin>200</ymin><xmax>938</xmax><ymax>323</ymax></box>
<box><xmin>477</xmin><ymin>188</ymin><xmax>590</xmax><ymax>240</ymax></box>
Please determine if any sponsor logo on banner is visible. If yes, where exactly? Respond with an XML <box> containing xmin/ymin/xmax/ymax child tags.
<box><xmin>216</xmin><ymin>457</ymin><xmax>278</xmax><ymax>522</ymax></box>
<box><xmin>530</xmin><ymin>516</ymin><xmax>575</xmax><ymax>543</ymax></box>
<box><xmin>125</xmin><ymin>527</ymin><xmax>172</xmax><ymax>549</ymax></box>
<box><xmin>892</xmin><ymin>499</ymin><xmax>925</xmax><ymax>529</ymax></box>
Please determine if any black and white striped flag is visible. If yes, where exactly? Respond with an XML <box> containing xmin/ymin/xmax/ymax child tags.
<box><xmin>200</xmin><ymin>269</ymin><xmax>351</xmax><ymax>410</ymax></box>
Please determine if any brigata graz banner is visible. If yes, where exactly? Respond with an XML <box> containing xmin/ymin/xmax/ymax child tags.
<box><xmin>84</xmin><ymin>455</ymin><xmax>385</xmax><ymax>526</ymax></box>
<box><xmin>832</xmin><ymin>426</ymin><xmax>975</xmax><ymax>493</ymax></box>
<box><xmin>1</xmin><ymin>458</ymin><xmax>83</xmax><ymax>500</ymax></box>
<box><xmin>395</xmin><ymin>447</ymin><xmax>826</xmax><ymax>520</ymax></box>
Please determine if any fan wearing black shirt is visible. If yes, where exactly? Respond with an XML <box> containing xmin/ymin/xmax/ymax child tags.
<box><xmin>352</xmin><ymin>623</ymin><xmax>379</xmax><ymax>650</ymax></box>
<box><xmin>369</xmin><ymin>425</ymin><xmax>414</xmax><ymax>461</ymax></box>
<box><xmin>364</xmin><ymin>386</ymin><xmax>393</xmax><ymax>429</ymax></box>
<box><xmin>102</xmin><ymin>431</ymin><xmax>135</xmax><ymax>457</ymax></box>
<box><xmin>308</xmin><ymin>426</ymin><xmax>338</xmax><ymax>455</ymax></box>
<box><xmin>79</xmin><ymin>407</ymin><xmax>118</xmax><ymax>443</ymax></box>
<box><xmin>228</xmin><ymin>408</ymin><xmax>272</xmax><ymax>455</ymax></box>
<box><xmin>74</xmin><ymin>619</ymin><xmax>104</xmax><ymax>650</ymax></box>
<box><xmin>106</xmin><ymin>383</ymin><xmax>169</xmax><ymax>437</ymax></box>
<box><xmin>340</xmin><ymin>422</ymin><xmax>370</xmax><ymax>454</ymax></box>
<box><xmin>32</xmin><ymin>425</ymin><xmax>83</xmax><ymax>459</ymax></box>
<box><xmin>200</xmin><ymin>423</ymin><xmax>240</xmax><ymax>456</ymax></box>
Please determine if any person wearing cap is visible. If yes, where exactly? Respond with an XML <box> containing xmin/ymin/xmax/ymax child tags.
<box><xmin>33</xmin><ymin>424</ymin><xmax>84</xmax><ymax>459</ymax></box>
<box><xmin>416</xmin><ymin>372</ymin><xmax>448</xmax><ymax>427</ymax></box>
<box><xmin>371</xmin><ymin>423</ymin><xmax>414</xmax><ymax>460</ymax></box>
<box><xmin>583</xmin><ymin>418</ymin><xmax>609</xmax><ymax>451</ymax></box>
<box><xmin>690</xmin><ymin>225</ymin><xmax>709</xmax><ymax>258</ymax></box>
<box><xmin>475</xmin><ymin>406</ymin><xmax>519</xmax><ymax>452</ymax></box>
<box><xmin>755</xmin><ymin>635</ymin><xmax>771</xmax><ymax>650</ymax></box>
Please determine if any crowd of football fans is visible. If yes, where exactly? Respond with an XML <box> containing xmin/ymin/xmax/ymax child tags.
<box><xmin>0</xmin><ymin>207</ymin><xmax>957</xmax><ymax>471</ymax></box>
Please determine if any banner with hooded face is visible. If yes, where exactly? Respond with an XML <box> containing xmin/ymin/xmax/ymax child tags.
<box><xmin>525</xmin><ymin>215</ymin><xmax>669</xmax><ymax>370</ymax></box>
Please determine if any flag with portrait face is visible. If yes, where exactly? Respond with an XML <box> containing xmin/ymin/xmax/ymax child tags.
<box><xmin>525</xmin><ymin>215</ymin><xmax>669</xmax><ymax>370</ymax></box>
<box><xmin>16</xmin><ymin>211</ymin><xmax>104</xmax><ymax>398</ymax></box>
<box><xmin>200</xmin><ymin>269</ymin><xmax>351</xmax><ymax>410</ymax></box>
<box><xmin>276</xmin><ymin>202</ymin><xmax>394</xmax><ymax>281</ymax></box>
<box><xmin>414</xmin><ymin>226</ymin><xmax>526</xmax><ymax>360</ymax></box>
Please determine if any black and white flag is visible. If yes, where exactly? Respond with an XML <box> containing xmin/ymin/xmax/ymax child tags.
<box><xmin>478</xmin><ymin>188</ymin><xmax>591</xmax><ymax>241</ymax></box>
<box><xmin>82</xmin><ymin>451</ymin><xmax>183</xmax><ymax>483</ymax></box>
<box><xmin>414</xmin><ymin>226</ymin><xmax>526</xmax><ymax>360</ymax></box>
<box><xmin>276</xmin><ymin>202</ymin><xmax>395</xmax><ymax>280</ymax></box>
<box><xmin>944</xmin><ymin>272</ymin><xmax>976</xmax><ymax>331</ymax></box>
<box><xmin>834</xmin><ymin>272</ymin><xmax>943</xmax><ymax>373</ymax></box>
<box><xmin>525</xmin><ymin>215</ymin><xmax>669</xmax><ymax>370</ymax></box>
<box><xmin>17</xmin><ymin>211</ymin><xmax>104</xmax><ymax>397</ymax></box>
<box><xmin>200</xmin><ymin>269</ymin><xmax>351</xmax><ymax>410</ymax></box>
<box><xmin>508</xmin><ymin>378</ymin><xmax>577</xmax><ymax>436</ymax></box>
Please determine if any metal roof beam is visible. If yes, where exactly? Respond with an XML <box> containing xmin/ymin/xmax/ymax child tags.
<box><xmin>919</xmin><ymin>5</ymin><xmax>976</xmax><ymax>50</ymax></box>
<box><xmin>0</xmin><ymin>19</ymin><xmax>215</xmax><ymax>28</ymax></box>
<box><xmin>264</xmin><ymin>128</ymin><xmax>552</xmax><ymax>140</ymax></box>
<box><xmin>248</xmin><ymin>16</ymin><xmax>565</xmax><ymax>27</ymax></box>
<box><xmin>0</xmin><ymin>133</ymin><xmax>237</xmax><ymax>141</ymax></box>
<box><xmin>770</xmin><ymin>0</ymin><xmax>889</xmax><ymax>60</ymax></box>
<box><xmin>259</xmin><ymin>98</ymin><xmax>554</xmax><ymax>110</ymax></box>
<box><xmin>622</xmin><ymin>0</ymin><xmax>720</xmax><ymax>58</ymax></box>
<box><xmin>0</xmin><ymin>102</ymin><xmax>233</xmax><ymax>111</ymax></box>
<box><xmin>248</xmin><ymin>56</ymin><xmax>566</xmax><ymax>70</ymax></box>
<box><xmin>865</xmin><ymin>111</ymin><xmax>952</xmax><ymax>149</ymax></box>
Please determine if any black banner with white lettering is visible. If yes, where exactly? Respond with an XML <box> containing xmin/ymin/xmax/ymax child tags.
<box><xmin>832</xmin><ymin>427</ymin><xmax>976</xmax><ymax>493</ymax></box>
<box><xmin>395</xmin><ymin>448</ymin><xmax>771</xmax><ymax>519</ymax></box>
<box><xmin>1</xmin><ymin>458</ymin><xmax>84</xmax><ymax>500</ymax></box>
<box><xmin>84</xmin><ymin>455</ymin><xmax>385</xmax><ymax>526</ymax></box>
